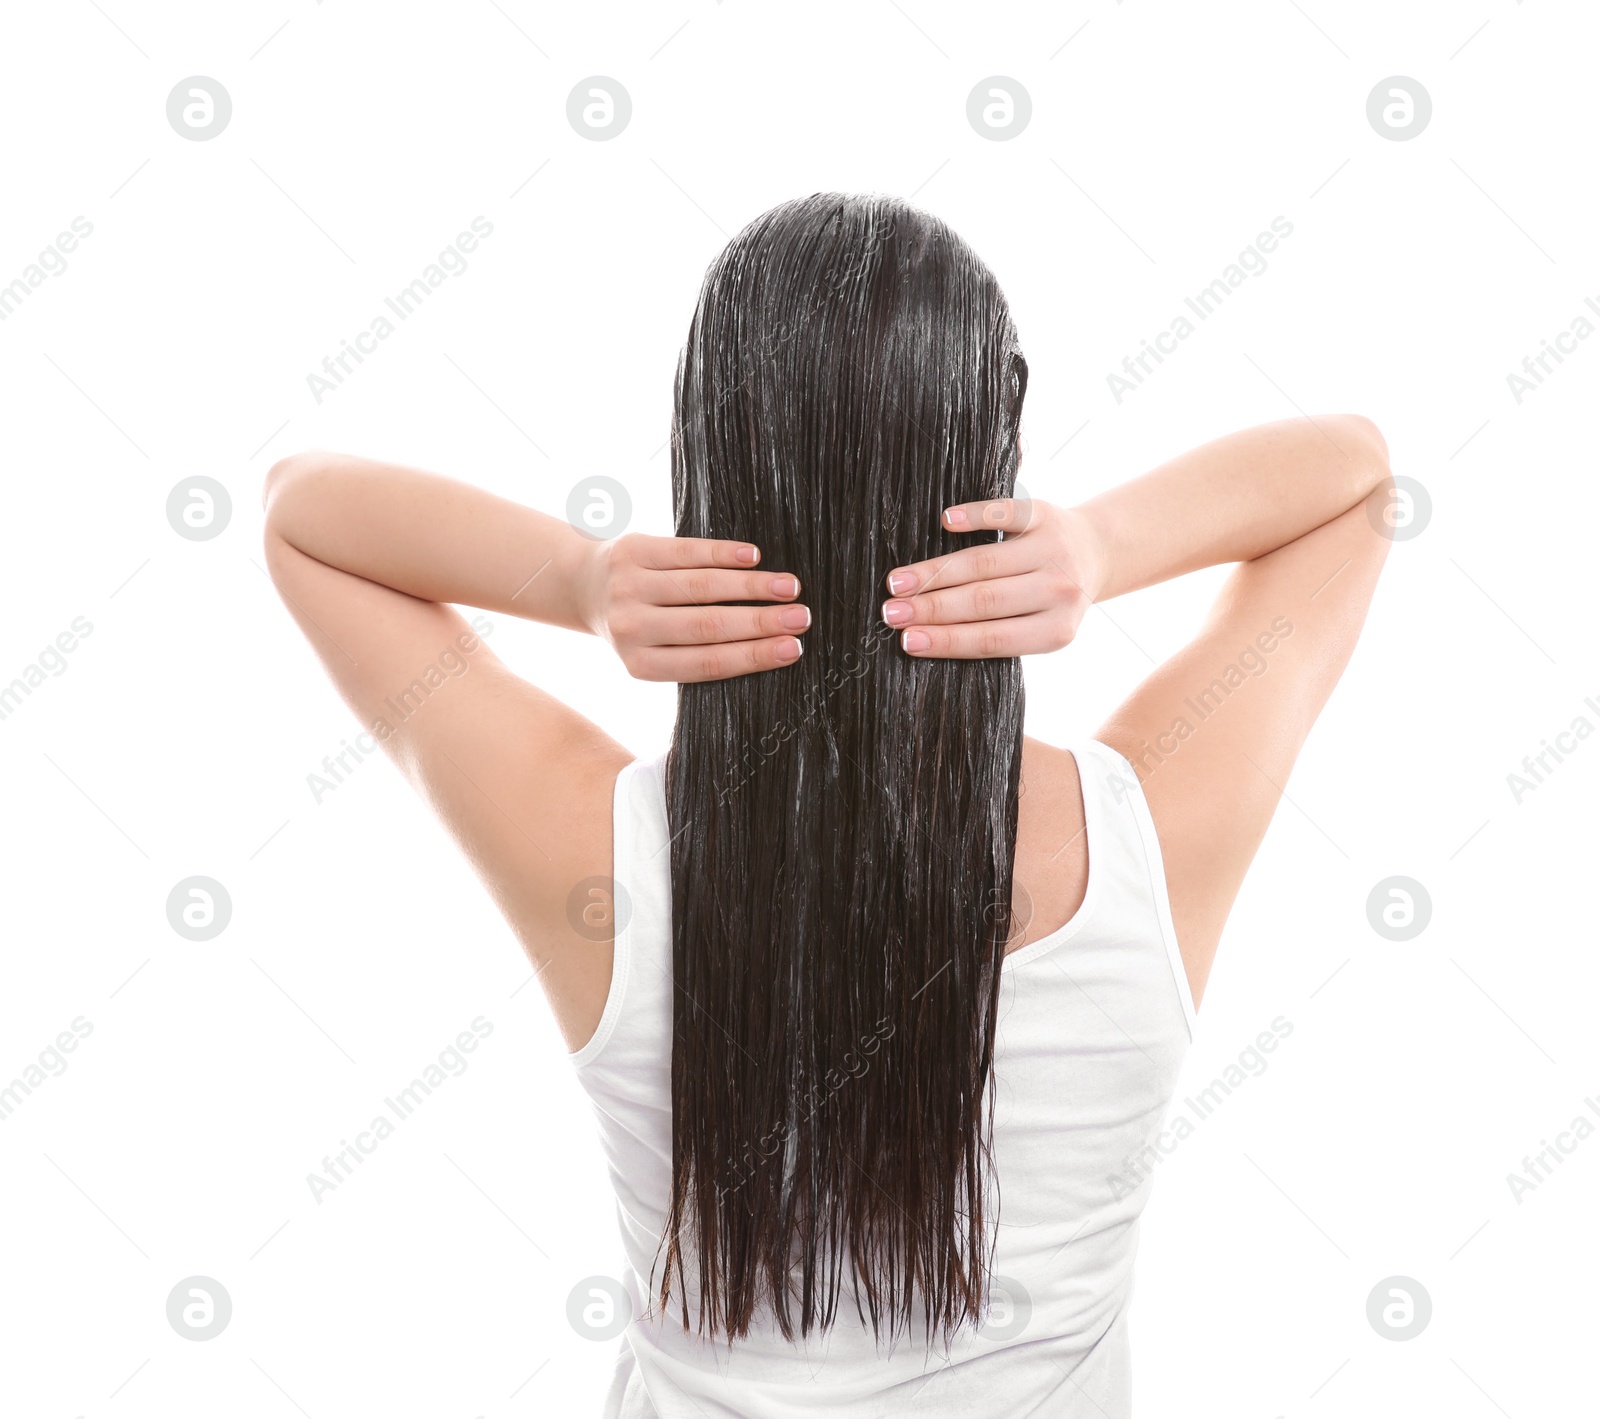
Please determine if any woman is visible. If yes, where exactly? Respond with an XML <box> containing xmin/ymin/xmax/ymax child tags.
<box><xmin>264</xmin><ymin>193</ymin><xmax>1393</xmax><ymax>1416</ymax></box>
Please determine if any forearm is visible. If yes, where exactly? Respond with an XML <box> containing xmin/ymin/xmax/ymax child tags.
<box><xmin>262</xmin><ymin>451</ymin><xmax>596</xmax><ymax>632</ymax></box>
<box><xmin>1071</xmin><ymin>415</ymin><xmax>1392</xmax><ymax>602</ymax></box>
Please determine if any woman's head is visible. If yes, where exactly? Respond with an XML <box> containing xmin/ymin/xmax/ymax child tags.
<box><xmin>673</xmin><ymin>192</ymin><xmax>1028</xmax><ymax>652</ymax></box>
<box><xmin>663</xmin><ymin>193</ymin><xmax>1028</xmax><ymax>1344</ymax></box>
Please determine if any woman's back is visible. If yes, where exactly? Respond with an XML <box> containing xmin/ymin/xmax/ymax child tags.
<box><xmin>574</xmin><ymin>739</ymin><xmax>1195</xmax><ymax>1417</ymax></box>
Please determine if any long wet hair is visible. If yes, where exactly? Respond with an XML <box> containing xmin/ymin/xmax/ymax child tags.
<box><xmin>662</xmin><ymin>193</ymin><xmax>1029</xmax><ymax>1344</ymax></box>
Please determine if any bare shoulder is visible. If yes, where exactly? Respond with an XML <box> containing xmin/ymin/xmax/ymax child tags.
<box><xmin>1012</xmin><ymin>736</ymin><xmax>1090</xmax><ymax>950</ymax></box>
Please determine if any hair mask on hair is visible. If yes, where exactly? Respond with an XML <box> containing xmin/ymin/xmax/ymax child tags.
<box><xmin>661</xmin><ymin>192</ymin><xmax>1029</xmax><ymax>1345</ymax></box>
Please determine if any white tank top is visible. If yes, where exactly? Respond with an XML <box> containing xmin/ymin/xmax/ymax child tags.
<box><xmin>569</xmin><ymin>739</ymin><xmax>1197</xmax><ymax>1418</ymax></box>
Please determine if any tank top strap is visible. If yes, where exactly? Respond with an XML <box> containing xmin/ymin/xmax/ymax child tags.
<box><xmin>568</xmin><ymin>751</ymin><xmax>673</xmax><ymax>1070</ymax></box>
<box><xmin>1071</xmin><ymin>738</ymin><xmax>1198</xmax><ymax>1040</ymax></box>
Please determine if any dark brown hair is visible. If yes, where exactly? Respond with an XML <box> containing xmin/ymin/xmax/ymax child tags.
<box><xmin>663</xmin><ymin>192</ymin><xmax>1028</xmax><ymax>1344</ymax></box>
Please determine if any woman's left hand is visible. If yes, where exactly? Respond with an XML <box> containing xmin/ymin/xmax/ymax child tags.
<box><xmin>880</xmin><ymin>499</ymin><xmax>1105</xmax><ymax>658</ymax></box>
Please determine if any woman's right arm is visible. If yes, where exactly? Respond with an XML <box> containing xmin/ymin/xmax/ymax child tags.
<box><xmin>883</xmin><ymin>416</ymin><xmax>1396</xmax><ymax>1008</ymax></box>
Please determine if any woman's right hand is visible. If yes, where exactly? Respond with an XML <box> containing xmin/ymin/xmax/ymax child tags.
<box><xmin>880</xmin><ymin>499</ymin><xmax>1106</xmax><ymax>657</ymax></box>
<box><xmin>576</xmin><ymin>532</ymin><xmax>812</xmax><ymax>682</ymax></box>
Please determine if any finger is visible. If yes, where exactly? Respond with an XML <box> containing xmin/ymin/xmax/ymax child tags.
<box><xmin>897</xmin><ymin>610</ymin><xmax>1079</xmax><ymax>659</ymax></box>
<box><xmin>882</xmin><ymin>571</ymin><xmax>1073</xmax><ymax>628</ymax></box>
<box><xmin>642</xmin><ymin>602</ymin><xmax>812</xmax><ymax>645</ymax></box>
<box><xmin>884</xmin><ymin>538</ymin><xmax>1035</xmax><ymax>597</ymax></box>
<box><xmin>631</xmin><ymin>635</ymin><xmax>805</xmax><ymax>683</ymax></box>
<box><xmin>941</xmin><ymin>497</ymin><xmax>1035</xmax><ymax>535</ymax></box>
<box><xmin>634</xmin><ymin>535</ymin><xmax>761</xmax><ymax>570</ymax></box>
<box><xmin>646</xmin><ymin>567</ymin><xmax>801</xmax><ymax>607</ymax></box>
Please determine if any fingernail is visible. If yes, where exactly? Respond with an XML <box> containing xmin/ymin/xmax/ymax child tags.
<box><xmin>776</xmin><ymin>637</ymin><xmax>803</xmax><ymax>662</ymax></box>
<box><xmin>735</xmin><ymin>545</ymin><xmax>760</xmax><ymax>564</ymax></box>
<box><xmin>944</xmin><ymin>508</ymin><xmax>969</xmax><ymax>528</ymax></box>
<box><xmin>780</xmin><ymin>605</ymin><xmax>811</xmax><ymax>630</ymax></box>
<box><xmin>887</xmin><ymin>572</ymin><xmax>916</xmax><ymax>595</ymax></box>
<box><xmin>882</xmin><ymin>600</ymin><xmax>912</xmax><ymax>627</ymax></box>
<box><xmin>770</xmin><ymin>574</ymin><xmax>799</xmax><ymax>598</ymax></box>
<box><xmin>902</xmin><ymin>630</ymin><xmax>930</xmax><ymax>653</ymax></box>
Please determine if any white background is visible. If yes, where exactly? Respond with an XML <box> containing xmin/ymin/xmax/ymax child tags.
<box><xmin>2</xmin><ymin>1</ymin><xmax>1595</xmax><ymax>1415</ymax></box>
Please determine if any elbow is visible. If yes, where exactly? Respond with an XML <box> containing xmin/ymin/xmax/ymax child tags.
<box><xmin>261</xmin><ymin>451</ymin><xmax>298</xmax><ymax>512</ymax></box>
<box><xmin>1310</xmin><ymin>414</ymin><xmax>1391</xmax><ymax>514</ymax></box>
<box><xmin>1342</xmin><ymin>417</ymin><xmax>1397</xmax><ymax>561</ymax></box>
<box><xmin>1340</xmin><ymin>414</ymin><xmax>1390</xmax><ymax>479</ymax></box>
<box><xmin>261</xmin><ymin>448</ymin><xmax>331</xmax><ymax>516</ymax></box>
<box><xmin>262</xmin><ymin>449</ymin><xmax>336</xmax><ymax>573</ymax></box>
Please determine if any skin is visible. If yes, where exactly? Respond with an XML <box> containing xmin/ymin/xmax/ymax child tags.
<box><xmin>263</xmin><ymin>414</ymin><xmax>1393</xmax><ymax>1048</ymax></box>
